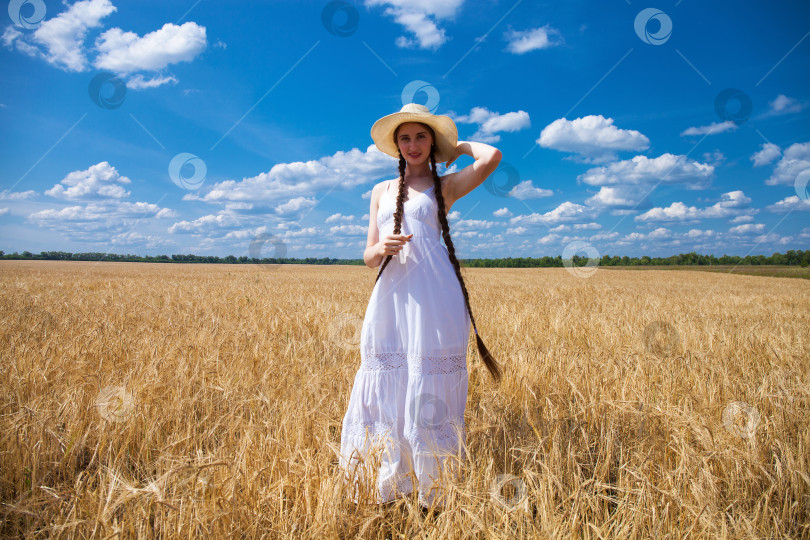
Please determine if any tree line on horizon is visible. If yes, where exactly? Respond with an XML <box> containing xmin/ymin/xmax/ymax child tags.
<box><xmin>1</xmin><ymin>249</ymin><xmax>808</xmax><ymax>267</ymax></box>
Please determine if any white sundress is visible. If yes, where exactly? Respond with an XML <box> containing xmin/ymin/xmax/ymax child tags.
<box><xmin>339</xmin><ymin>180</ymin><xmax>471</xmax><ymax>508</ymax></box>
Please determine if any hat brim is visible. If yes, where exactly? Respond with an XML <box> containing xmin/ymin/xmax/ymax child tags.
<box><xmin>371</xmin><ymin>111</ymin><xmax>458</xmax><ymax>164</ymax></box>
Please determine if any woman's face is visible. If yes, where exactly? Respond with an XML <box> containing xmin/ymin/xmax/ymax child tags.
<box><xmin>396</xmin><ymin>122</ymin><xmax>433</xmax><ymax>165</ymax></box>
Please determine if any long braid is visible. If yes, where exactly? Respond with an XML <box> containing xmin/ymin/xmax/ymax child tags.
<box><xmin>372</xmin><ymin>123</ymin><xmax>502</xmax><ymax>383</ymax></box>
<box><xmin>428</xmin><ymin>150</ymin><xmax>502</xmax><ymax>383</ymax></box>
<box><xmin>374</xmin><ymin>155</ymin><xmax>407</xmax><ymax>285</ymax></box>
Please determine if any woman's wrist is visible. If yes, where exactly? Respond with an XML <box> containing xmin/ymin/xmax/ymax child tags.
<box><xmin>364</xmin><ymin>243</ymin><xmax>383</xmax><ymax>269</ymax></box>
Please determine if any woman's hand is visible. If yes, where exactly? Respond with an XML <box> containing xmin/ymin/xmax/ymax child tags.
<box><xmin>444</xmin><ymin>141</ymin><xmax>472</xmax><ymax>168</ymax></box>
<box><xmin>377</xmin><ymin>233</ymin><xmax>413</xmax><ymax>257</ymax></box>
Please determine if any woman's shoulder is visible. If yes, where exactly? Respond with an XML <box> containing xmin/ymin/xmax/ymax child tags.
<box><xmin>373</xmin><ymin>179</ymin><xmax>393</xmax><ymax>194</ymax></box>
<box><xmin>369</xmin><ymin>179</ymin><xmax>395</xmax><ymax>204</ymax></box>
<box><xmin>376</xmin><ymin>178</ymin><xmax>402</xmax><ymax>193</ymax></box>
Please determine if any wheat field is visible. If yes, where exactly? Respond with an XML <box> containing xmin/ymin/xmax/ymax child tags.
<box><xmin>1</xmin><ymin>260</ymin><xmax>807</xmax><ymax>539</ymax></box>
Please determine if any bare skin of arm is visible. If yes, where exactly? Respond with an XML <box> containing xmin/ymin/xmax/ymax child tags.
<box><xmin>440</xmin><ymin>140</ymin><xmax>502</xmax><ymax>213</ymax></box>
<box><xmin>363</xmin><ymin>182</ymin><xmax>412</xmax><ymax>269</ymax></box>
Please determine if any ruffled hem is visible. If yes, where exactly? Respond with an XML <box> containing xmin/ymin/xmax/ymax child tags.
<box><xmin>339</xmin><ymin>365</ymin><xmax>468</xmax><ymax>508</ymax></box>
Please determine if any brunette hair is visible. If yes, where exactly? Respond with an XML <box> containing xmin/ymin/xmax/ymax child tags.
<box><xmin>373</xmin><ymin>122</ymin><xmax>502</xmax><ymax>383</ymax></box>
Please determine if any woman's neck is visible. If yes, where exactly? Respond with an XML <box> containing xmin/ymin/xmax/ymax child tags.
<box><xmin>404</xmin><ymin>162</ymin><xmax>432</xmax><ymax>180</ymax></box>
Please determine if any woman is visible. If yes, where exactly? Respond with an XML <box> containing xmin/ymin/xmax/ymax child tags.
<box><xmin>339</xmin><ymin>102</ymin><xmax>503</xmax><ymax>512</ymax></box>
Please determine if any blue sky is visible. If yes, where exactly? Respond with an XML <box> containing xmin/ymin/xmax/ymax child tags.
<box><xmin>1</xmin><ymin>0</ymin><xmax>809</xmax><ymax>260</ymax></box>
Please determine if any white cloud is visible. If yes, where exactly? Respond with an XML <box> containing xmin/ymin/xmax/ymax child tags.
<box><xmin>585</xmin><ymin>185</ymin><xmax>644</xmax><ymax>208</ymax></box>
<box><xmin>505</xmin><ymin>226</ymin><xmax>527</xmax><ymax>234</ymax></box>
<box><xmin>761</xmin><ymin>94</ymin><xmax>806</xmax><ymax>117</ymax></box>
<box><xmin>707</xmin><ymin>191</ymin><xmax>752</xmax><ymax>213</ymax></box>
<box><xmin>622</xmin><ymin>228</ymin><xmax>670</xmax><ymax>242</ymax></box>
<box><xmin>190</xmin><ymin>144</ymin><xmax>402</xmax><ymax>206</ymax></box>
<box><xmin>224</xmin><ymin>202</ymin><xmax>252</xmax><ymax>211</ymax></box>
<box><xmin>730</xmin><ymin>214</ymin><xmax>754</xmax><ymax>223</ymax></box>
<box><xmin>539</xmin><ymin>115</ymin><xmax>649</xmax><ymax>163</ymax></box>
<box><xmin>750</xmin><ymin>142</ymin><xmax>781</xmax><ymax>167</ymax></box>
<box><xmin>622</xmin><ymin>232</ymin><xmax>645</xmax><ymax>242</ymax></box>
<box><xmin>2</xmin><ymin>26</ymin><xmax>40</xmax><ymax>58</ymax></box>
<box><xmin>510</xmin><ymin>201</ymin><xmax>599</xmax><ymax>226</ymax></box>
<box><xmin>364</xmin><ymin>0</ymin><xmax>464</xmax><ymax>50</ymax></box>
<box><xmin>493</xmin><ymin>207</ymin><xmax>512</xmax><ymax>218</ymax></box>
<box><xmin>584</xmin><ymin>225</ymin><xmax>805</xmax><ymax>252</ymax></box>
<box><xmin>451</xmin><ymin>106</ymin><xmax>530</xmax><ymax>144</ymax></box>
<box><xmin>110</xmin><ymin>231</ymin><xmax>173</xmax><ymax>248</ymax></box>
<box><xmin>0</xmin><ymin>189</ymin><xmax>37</xmax><ymax>200</ymax></box>
<box><xmin>590</xmin><ymin>231</ymin><xmax>619</xmax><ymax>241</ymax></box>
<box><xmin>729</xmin><ymin>223</ymin><xmax>765</xmax><ymax>234</ymax></box>
<box><xmin>554</xmin><ymin>223</ymin><xmax>601</xmax><ymax>232</ymax></box>
<box><xmin>680</xmin><ymin>121</ymin><xmax>737</xmax><ymax>137</ymax></box>
<box><xmin>574</xmin><ymin>222</ymin><xmax>601</xmax><ymax>230</ymax></box>
<box><xmin>508</xmin><ymin>180</ymin><xmax>553</xmax><ymax>200</ymax></box>
<box><xmin>186</xmin><ymin>218</ymin><xmax>318</xmax><ymax>243</ymax></box>
<box><xmin>2</xmin><ymin>1</ymin><xmax>206</xmax><ymax>89</ymax></box>
<box><xmin>125</xmin><ymin>73</ymin><xmax>178</xmax><ymax>89</ymax></box>
<box><xmin>93</xmin><ymin>22</ymin><xmax>207</xmax><ymax>75</ymax></box>
<box><xmin>764</xmin><ymin>195</ymin><xmax>810</xmax><ymax>213</ymax></box>
<box><xmin>685</xmin><ymin>229</ymin><xmax>715</xmax><ymax>238</ymax></box>
<box><xmin>276</xmin><ymin>227</ymin><xmax>320</xmax><ymax>238</ymax></box>
<box><xmin>579</xmin><ymin>153</ymin><xmax>714</xmax><ymax>189</ymax></box>
<box><xmin>44</xmin><ymin>161</ymin><xmax>131</xmax><ymax>200</ymax></box>
<box><xmin>503</xmin><ymin>24</ymin><xmax>563</xmax><ymax>54</ymax></box>
<box><xmin>29</xmin><ymin>200</ymin><xmax>175</xmax><ymax>228</ymax></box>
<box><xmin>221</xmin><ymin>226</ymin><xmax>266</xmax><ymax>240</ymax></box>
<box><xmin>325</xmin><ymin>213</ymin><xmax>356</xmax><ymax>223</ymax></box>
<box><xmin>168</xmin><ymin>212</ymin><xmax>243</xmax><ymax>234</ymax></box>
<box><xmin>275</xmin><ymin>197</ymin><xmax>317</xmax><ymax>216</ymax></box>
<box><xmin>454</xmin><ymin>218</ymin><xmax>498</xmax><ymax>231</ymax></box>
<box><xmin>330</xmin><ymin>224</ymin><xmax>366</xmax><ymax>235</ymax></box>
<box><xmin>538</xmin><ymin>233</ymin><xmax>560</xmax><ymax>245</ymax></box>
<box><xmin>753</xmin><ymin>232</ymin><xmax>782</xmax><ymax>244</ymax></box>
<box><xmin>0</xmin><ymin>207</ymin><xmax>9</xmax><ymax>216</ymax></box>
<box><xmin>25</xmin><ymin>160</ymin><xmax>175</xmax><ymax>245</ymax></box>
<box><xmin>764</xmin><ymin>142</ymin><xmax>810</xmax><ymax>186</ymax></box>
<box><xmin>635</xmin><ymin>190</ymin><xmax>752</xmax><ymax>222</ymax></box>
<box><xmin>701</xmin><ymin>150</ymin><xmax>725</xmax><ymax>166</ymax></box>
<box><xmin>2</xmin><ymin>0</ymin><xmax>116</xmax><ymax>72</ymax></box>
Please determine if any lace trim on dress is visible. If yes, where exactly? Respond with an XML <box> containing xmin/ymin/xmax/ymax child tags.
<box><xmin>360</xmin><ymin>351</ymin><xmax>407</xmax><ymax>372</ymax></box>
<box><xmin>380</xmin><ymin>474</ymin><xmax>414</xmax><ymax>501</ymax></box>
<box><xmin>360</xmin><ymin>351</ymin><xmax>467</xmax><ymax>375</ymax></box>
<box><xmin>404</xmin><ymin>415</ymin><xmax>465</xmax><ymax>448</ymax></box>
<box><xmin>343</xmin><ymin>419</ymin><xmax>396</xmax><ymax>443</ymax></box>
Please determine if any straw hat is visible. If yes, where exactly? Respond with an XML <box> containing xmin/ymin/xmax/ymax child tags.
<box><xmin>370</xmin><ymin>103</ymin><xmax>458</xmax><ymax>164</ymax></box>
